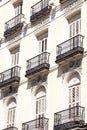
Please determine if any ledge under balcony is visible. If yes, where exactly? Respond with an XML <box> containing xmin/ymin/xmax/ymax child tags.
<box><xmin>25</xmin><ymin>52</ymin><xmax>50</xmax><ymax>78</ymax></box>
<box><xmin>2</xmin><ymin>126</ymin><xmax>18</xmax><ymax>130</ymax></box>
<box><xmin>22</xmin><ymin>117</ymin><xmax>49</xmax><ymax>130</ymax></box>
<box><xmin>55</xmin><ymin>34</ymin><xmax>84</xmax><ymax>64</ymax></box>
<box><xmin>54</xmin><ymin>106</ymin><xmax>85</xmax><ymax>130</ymax></box>
<box><xmin>30</xmin><ymin>0</ymin><xmax>51</xmax><ymax>23</ymax></box>
<box><xmin>0</xmin><ymin>66</ymin><xmax>21</xmax><ymax>88</ymax></box>
<box><xmin>4</xmin><ymin>14</ymin><xmax>24</xmax><ymax>38</ymax></box>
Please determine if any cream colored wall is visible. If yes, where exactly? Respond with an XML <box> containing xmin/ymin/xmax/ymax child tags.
<box><xmin>0</xmin><ymin>0</ymin><xmax>87</xmax><ymax>130</ymax></box>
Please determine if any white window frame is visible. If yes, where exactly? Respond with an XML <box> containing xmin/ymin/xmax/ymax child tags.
<box><xmin>36</xmin><ymin>95</ymin><xmax>46</xmax><ymax>118</ymax></box>
<box><xmin>69</xmin><ymin>83</ymin><xmax>80</xmax><ymax>108</ymax></box>
<box><xmin>15</xmin><ymin>3</ymin><xmax>22</xmax><ymax>16</ymax></box>
<box><xmin>11</xmin><ymin>47</ymin><xmax>20</xmax><ymax>66</ymax></box>
<box><xmin>39</xmin><ymin>37</ymin><xmax>47</xmax><ymax>53</ymax></box>
<box><xmin>68</xmin><ymin>75</ymin><xmax>80</xmax><ymax>108</ymax></box>
<box><xmin>69</xmin><ymin>15</ymin><xmax>81</xmax><ymax>38</ymax></box>
<box><xmin>7</xmin><ymin>98</ymin><xmax>16</xmax><ymax>128</ymax></box>
<box><xmin>7</xmin><ymin>107</ymin><xmax>16</xmax><ymax>127</ymax></box>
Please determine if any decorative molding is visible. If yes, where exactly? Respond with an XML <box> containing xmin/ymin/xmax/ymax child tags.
<box><xmin>64</xmin><ymin>0</ymin><xmax>82</xmax><ymax>18</ymax></box>
<box><xmin>3</xmin><ymin>93</ymin><xmax>18</xmax><ymax>105</ymax></box>
<box><xmin>1</xmin><ymin>86</ymin><xmax>18</xmax><ymax>98</ymax></box>
<box><xmin>31</xmin><ymin>74</ymin><xmax>48</xmax><ymax>87</ymax></box>
<box><xmin>62</xmin><ymin>58</ymin><xmax>82</xmax><ymax>74</ymax></box>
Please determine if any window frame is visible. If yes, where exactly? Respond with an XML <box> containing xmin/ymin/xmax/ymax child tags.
<box><xmin>7</xmin><ymin>107</ymin><xmax>16</xmax><ymax>127</ymax></box>
<box><xmin>69</xmin><ymin>15</ymin><xmax>81</xmax><ymax>38</ymax></box>
<box><xmin>10</xmin><ymin>47</ymin><xmax>20</xmax><ymax>66</ymax></box>
<box><xmin>36</xmin><ymin>95</ymin><xmax>46</xmax><ymax>118</ymax></box>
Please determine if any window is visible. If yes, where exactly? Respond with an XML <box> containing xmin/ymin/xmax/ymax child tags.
<box><xmin>35</xmin><ymin>87</ymin><xmax>46</xmax><ymax>118</ymax></box>
<box><xmin>69</xmin><ymin>14</ymin><xmax>81</xmax><ymax>38</ymax></box>
<box><xmin>10</xmin><ymin>47</ymin><xmax>20</xmax><ymax>66</ymax></box>
<box><xmin>36</xmin><ymin>96</ymin><xmax>46</xmax><ymax>118</ymax></box>
<box><xmin>7</xmin><ymin>98</ymin><xmax>16</xmax><ymax>127</ymax></box>
<box><xmin>68</xmin><ymin>73</ymin><xmax>80</xmax><ymax>120</ymax></box>
<box><xmin>15</xmin><ymin>3</ymin><xmax>22</xmax><ymax>16</ymax></box>
<box><xmin>39</xmin><ymin>38</ymin><xmax>47</xmax><ymax>53</ymax></box>
<box><xmin>68</xmin><ymin>73</ymin><xmax>80</xmax><ymax>108</ymax></box>
<box><xmin>38</xmin><ymin>33</ymin><xmax>48</xmax><ymax>53</ymax></box>
<box><xmin>69</xmin><ymin>84</ymin><xmax>80</xmax><ymax>108</ymax></box>
<box><xmin>7</xmin><ymin>107</ymin><xmax>16</xmax><ymax>127</ymax></box>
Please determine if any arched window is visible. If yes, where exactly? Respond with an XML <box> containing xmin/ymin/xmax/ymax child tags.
<box><xmin>35</xmin><ymin>86</ymin><xmax>46</xmax><ymax>118</ymax></box>
<box><xmin>7</xmin><ymin>97</ymin><xmax>16</xmax><ymax>127</ymax></box>
<box><xmin>68</xmin><ymin>73</ymin><xmax>80</xmax><ymax>108</ymax></box>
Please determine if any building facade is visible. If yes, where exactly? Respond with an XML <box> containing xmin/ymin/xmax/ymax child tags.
<box><xmin>0</xmin><ymin>0</ymin><xmax>87</xmax><ymax>130</ymax></box>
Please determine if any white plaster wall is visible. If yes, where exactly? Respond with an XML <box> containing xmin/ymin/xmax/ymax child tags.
<box><xmin>0</xmin><ymin>0</ymin><xmax>87</xmax><ymax>130</ymax></box>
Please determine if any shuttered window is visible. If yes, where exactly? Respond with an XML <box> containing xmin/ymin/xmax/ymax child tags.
<box><xmin>7</xmin><ymin>107</ymin><xmax>16</xmax><ymax>127</ymax></box>
<box><xmin>68</xmin><ymin>73</ymin><xmax>80</xmax><ymax>108</ymax></box>
<box><xmin>36</xmin><ymin>96</ymin><xmax>46</xmax><ymax>118</ymax></box>
<box><xmin>11</xmin><ymin>47</ymin><xmax>19</xmax><ymax>66</ymax></box>
<box><xmin>69</xmin><ymin>84</ymin><xmax>80</xmax><ymax>108</ymax></box>
<box><xmin>69</xmin><ymin>15</ymin><xmax>81</xmax><ymax>38</ymax></box>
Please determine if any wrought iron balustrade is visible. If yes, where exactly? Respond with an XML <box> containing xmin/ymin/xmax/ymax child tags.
<box><xmin>56</xmin><ymin>35</ymin><xmax>84</xmax><ymax>56</ymax></box>
<box><xmin>31</xmin><ymin>0</ymin><xmax>48</xmax><ymax>15</ymax></box>
<box><xmin>55</xmin><ymin>35</ymin><xmax>84</xmax><ymax>63</ymax></box>
<box><xmin>26</xmin><ymin>52</ymin><xmax>50</xmax><ymax>72</ymax></box>
<box><xmin>54</xmin><ymin>106</ymin><xmax>85</xmax><ymax>130</ymax></box>
<box><xmin>30</xmin><ymin>0</ymin><xmax>51</xmax><ymax>22</ymax></box>
<box><xmin>22</xmin><ymin>117</ymin><xmax>49</xmax><ymax>130</ymax></box>
<box><xmin>3</xmin><ymin>126</ymin><xmax>18</xmax><ymax>130</ymax></box>
<box><xmin>5</xmin><ymin>14</ymin><xmax>24</xmax><ymax>31</ymax></box>
<box><xmin>25</xmin><ymin>52</ymin><xmax>50</xmax><ymax>77</ymax></box>
<box><xmin>0</xmin><ymin>66</ymin><xmax>21</xmax><ymax>87</ymax></box>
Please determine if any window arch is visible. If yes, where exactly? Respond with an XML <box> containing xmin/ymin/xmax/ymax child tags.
<box><xmin>68</xmin><ymin>72</ymin><xmax>80</xmax><ymax>108</ymax></box>
<box><xmin>6</xmin><ymin>97</ymin><xmax>16</xmax><ymax>127</ymax></box>
<box><xmin>35</xmin><ymin>86</ymin><xmax>46</xmax><ymax>118</ymax></box>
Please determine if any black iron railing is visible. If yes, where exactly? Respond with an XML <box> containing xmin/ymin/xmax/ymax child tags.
<box><xmin>5</xmin><ymin>14</ymin><xmax>24</xmax><ymax>31</ymax></box>
<box><xmin>31</xmin><ymin>0</ymin><xmax>49</xmax><ymax>15</ymax></box>
<box><xmin>56</xmin><ymin>35</ymin><xmax>84</xmax><ymax>56</ymax></box>
<box><xmin>26</xmin><ymin>52</ymin><xmax>50</xmax><ymax>71</ymax></box>
<box><xmin>3</xmin><ymin>126</ymin><xmax>18</xmax><ymax>130</ymax></box>
<box><xmin>22</xmin><ymin>117</ymin><xmax>49</xmax><ymax>130</ymax></box>
<box><xmin>54</xmin><ymin>106</ymin><xmax>85</xmax><ymax>127</ymax></box>
<box><xmin>0</xmin><ymin>66</ymin><xmax>21</xmax><ymax>83</ymax></box>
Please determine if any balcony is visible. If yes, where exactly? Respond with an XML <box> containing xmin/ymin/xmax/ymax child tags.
<box><xmin>54</xmin><ymin>106</ymin><xmax>85</xmax><ymax>130</ymax></box>
<box><xmin>2</xmin><ymin>127</ymin><xmax>18</xmax><ymax>130</ymax></box>
<box><xmin>30</xmin><ymin>0</ymin><xmax>51</xmax><ymax>23</ymax></box>
<box><xmin>4</xmin><ymin>14</ymin><xmax>24</xmax><ymax>38</ymax></box>
<box><xmin>59</xmin><ymin>0</ymin><xmax>78</xmax><ymax>9</ymax></box>
<box><xmin>55</xmin><ymin>35</ymin><xmax>84</xmax><ymax>64</ymax></box>
<box><xmin>22</xmin><ymin>117</ymin><xmax>49</xmax><ymax>130</ymax></box>
<box><xmin>0</xmin><ymin>66</ymin><xmax>20</xmax><ymax>88</ymax></box>
<box><xmin>25</xmin><ymin>52</ymin><xmax>50</xmax><ymax>78</ymax></box>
